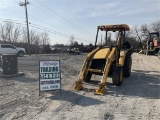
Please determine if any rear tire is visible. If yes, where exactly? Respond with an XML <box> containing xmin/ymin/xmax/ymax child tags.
<box><xmin>123</xmin><ymin>53</ymin><xmax>132</xmax><ymax>77</ymax></box>
<box><xmin>112</xmin><ymin>66</ymin><xmax>123</xmax><ymax>86</ymax></box>
<box><xmin>83</xmin><ymin>72</ymin><xmax>92</xmax><ymax>82</ymax></box>
<box><xmin>108</xmin><ymin>69</ymin><xmax>113</xmax><ymax>76</ymax></box>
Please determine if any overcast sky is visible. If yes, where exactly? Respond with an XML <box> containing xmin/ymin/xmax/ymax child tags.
<box><xmin>0</xmin><ymin>0</ymin><xmax>160</xmax><ymax>45</ymax></box>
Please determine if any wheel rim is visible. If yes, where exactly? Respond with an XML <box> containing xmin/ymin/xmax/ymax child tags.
<box><xmin>19</xmin><ymin>52</ymin><xmax>23</xmax><ymax>56</ymax></box>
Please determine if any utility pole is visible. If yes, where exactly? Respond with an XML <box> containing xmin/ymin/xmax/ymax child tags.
<box><xmin>19</xmin><ymin>0</ymin><xmax>31</xmax><ymax>56</ymax></box>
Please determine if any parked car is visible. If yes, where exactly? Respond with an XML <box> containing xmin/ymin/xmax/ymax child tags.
<box><xmin>0</xmin><ymin>44</ymin><xmax>26</xmax><ymax>57</ymax></box>
<box><xmin>67</xmin><ymin>48</ymin><xmax>81</xmax><ymax>55</ymax></box>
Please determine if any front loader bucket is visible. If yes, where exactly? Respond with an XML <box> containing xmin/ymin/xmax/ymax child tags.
<box><xmin>95</xmin><ymin>83</ymin><xmax>106</xmax><ymax>95</ymax></box>
<box><xmin>73</xmin><ymin>80</ymin><xmax>83</xmax><ymax>91</ymax></box>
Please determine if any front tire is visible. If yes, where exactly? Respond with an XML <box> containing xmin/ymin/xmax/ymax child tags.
<box><xmin>112</xmin><ymin>66</ymin><xmax>123</xmax><ymax>86</ymax></box>
<box><xmin>18</xmin><ymin>51</ymin><xmax>24</xmax><ymax>57</ymax></box>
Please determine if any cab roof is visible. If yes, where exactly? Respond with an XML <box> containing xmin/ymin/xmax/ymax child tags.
<box><xmin>98</xmin><ymin>24</ymin><xmax>130</xmax><ymax>31</ymax></box>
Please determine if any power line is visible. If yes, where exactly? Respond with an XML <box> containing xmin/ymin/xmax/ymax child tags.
<box><xmin>34</xmin><ymin>0</ymin><xmax>94</xmax><ymax>35</ymax></box>
<box><xmin>28</xmin><ymin>13</ymin><xmax>74</xmax><ymax>36</ymax></box>
<box><xmin>0</xmin><ymin>19</ymin><xmax>26</xmax><ymax>26</ymax></box>
<box><xmin>0</xmin><ymin>19</ymin><xmax>93</xmax><ymax>43</ymax></box>
<box><xmin>30</xmin><ymin>23</ymin><xmax>70</xmax><ymax>37</ymax></box>
<box><xmin>34</xmin><ymin>0</ymin><xmax>88</xmax><ymax>32</ymax></box>
<box><xmin>0</xmin><ymin>19</ymin><xmax>69</xmax><ymax>38</ymax></box>
<box><xmin>0</xmin><ymin>8</ymin><xmax>76</xmax><ymax>36</ymax></box>
<box><xmin>0</xmin><ymin>18</ymin><xmax>26</xmax><ymax>23</ymax></box>
<box><xmin>0</xmin><ymin>9</ymin><xmax>24</xmax><ymax>14</ymax></box>
<box><xmin>30</xmin><ymin>26</ymin><xmax>92</xmax><ymax>43</ymax></box>
<box><xmin>29</xmin><ymin>23</ymin><xmax>92</xmax><ymax>43</ymax></box>
<box><xmin>31</xmin><ymin>0</ymin><xmax>93</xmax><ymax>35</ymax></box>
<box><xmin>0</xmin><ymin>8</ymin><xmax>94</xmax><ymax>40</ymax></box>
<box><xmin>29</xmin><ymin>2</ymin><xmax>94</xmax><ymax>40</ymax></box>
<box><xmin>30</xmin><ymin>25</ymin><xmax>70</xmax><ymax>38</ymax></box>
<box><xmin>0</xmin><ymin>9</ymin><xmax>64</xmax><ymax>33</ymax></box>
<box><xmin>0</xmin><ymin>19</ymin><xmax>68</xmax><ymax>37</ymax></box>
<box><xmin>29</xmin><ymin>2</ymin><xmax>76</xmax><ymax>34</ymax></box>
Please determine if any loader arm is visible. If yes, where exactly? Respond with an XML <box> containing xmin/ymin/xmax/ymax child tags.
<box><xmin>73</xmin><ymin>47</ymin><xmax>100</xmax><ymax>90</ymax></box>
<box><xmin>95</xmin><ymin>48</ymin><xmax>116</xmax><ymax>95</ymax></box>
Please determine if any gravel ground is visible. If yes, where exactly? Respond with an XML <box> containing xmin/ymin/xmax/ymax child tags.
<box><xmin>0</xmin><ymin>53</ymin><xmax>160</xmax><ymax>120</ymax></box>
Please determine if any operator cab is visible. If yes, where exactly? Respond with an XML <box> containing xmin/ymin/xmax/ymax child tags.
<box><xmin>149</xmin><ymin>32</ymin><xmax>159</xmax><ymax>41</ymax></box>
<box><xmin>148</xmin><ymin>32</ymin><xmax>160</xmax><ymax>48</ymax></box>
<box><xmin>95</xmin><ymin>24</ymin><xmax>131</xmax><ymax>50</ymax></box>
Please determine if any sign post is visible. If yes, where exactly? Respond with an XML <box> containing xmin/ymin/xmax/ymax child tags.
<box><xmin>39</xmin><ymin>60</ymin><xmax>61</xmax><ymax>95</ymax></box>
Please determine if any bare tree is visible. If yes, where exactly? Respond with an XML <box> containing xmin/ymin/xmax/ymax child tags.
<box><xmin>107</xmin><ymin>32</ymin><xmax>112</xmax><ymax>45</ymax></box>
<box><xmin>0</xmin><ymin>21</ymin><xmax>51</xmax><ymax>55</ymax></box>
<box><xmin>131</xmin><ymin>25</ymin><xmax>142</xmax><ymax>43</ymax></box>
<box><xmin>34</xmin><ymin>35</ymin><xmax>40</xmax><ymax>55</ymax></box>
<box><xmin>0</xmin><ymin>23</ymin><xmax>6</xmax><ymax>42</ymax></box>
<box><xmin>140</xmin><ymin>24</ymin><xmax>151</xmax><ymax>38</ymax></box>
<box><xmin>30</xmin><ymin>30</ymin><xmax>36</xmax><ymax>45</ymax></box>
<box><xmin>69</xmin><ymin>35</ymin><xmax>75</xmax><ymax>46</ymax></box>
<box><xmin>6</xmin><ymin>21</ymin><xmax>14</xmax><ymax>43</ymax></box>
<box><xmin>0</xmin><ymin>21</ymin><xmax>13</xmax><ymax>42</ymax></box>
<box><xmin>22</xmin><ymin>27</ymin><xmax>28</xmax><ymax>43</ymax></box>
<box><xmin>40</xmin><ymin>32</ymin><xmax>49</xmax><ymax>46</ymax></box>
<box><xmin>151</xmin><ymin>20</ymin><xmax>160</xmax><ymax>32</ymax></box>
<box><xmin>0</xmin><ymin>21</ymin><xmax>22</xmax><ymax>43</ymax></box>
<box><xmin>12</xmin><ymin>25</ymin><xmax>21</xmax><ymax>43</ymax></box>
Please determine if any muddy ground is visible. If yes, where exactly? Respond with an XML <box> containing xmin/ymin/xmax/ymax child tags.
<box><xmin>0</xmin><ymin>53</ymin><xmax>160</xmax><ymax>120</ymax></box>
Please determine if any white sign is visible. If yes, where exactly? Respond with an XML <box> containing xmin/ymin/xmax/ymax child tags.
<box><xmin>39</xmin><ymin>61</ymin><xmax>61</xmax><ymax>91</ymax></box>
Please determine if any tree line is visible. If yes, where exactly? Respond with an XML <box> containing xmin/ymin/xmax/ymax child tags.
<box><xmin>0</xmin><ymin>21</ymin><xmax>50</xmax><ymax>54</ymax></box>
<box><xmin>0</xmin><ymin>20</ymin><xmax>159</xmax><ymax>54</ymax></box>
<box><xmin>67</xmin><ymin>20</ymin><xmax>160</xmax><ymax>50</ymax></box>
<box><xmin>125</xmin><ymin>20</ymin><xmax>160</xmax><ymax>49</ymax></box>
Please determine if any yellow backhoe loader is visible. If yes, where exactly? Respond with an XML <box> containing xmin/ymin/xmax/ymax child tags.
<box><xmin>74</xmin><ymin>24</ymin><xmax>132</xmax><ymax>95</ymax></box>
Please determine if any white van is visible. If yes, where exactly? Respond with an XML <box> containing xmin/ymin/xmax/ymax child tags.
<box><xmin>0</xmin><ymin>44</ymin><xmax>26</xmax><ymax>57</ymax></box>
